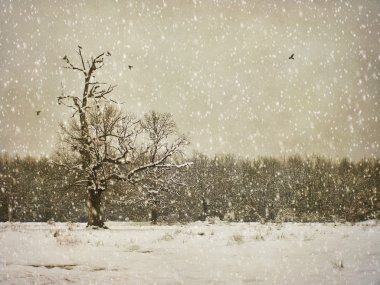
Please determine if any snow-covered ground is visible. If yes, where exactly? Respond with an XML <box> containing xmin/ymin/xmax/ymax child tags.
<box><xmin>0</xmin><ymin>221</ymin><xmax>379</xmax><ymax>285</ymax></box>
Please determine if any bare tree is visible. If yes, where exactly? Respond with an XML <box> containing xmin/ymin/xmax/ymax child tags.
<box><xmin>135</xmin><ymin>167</ymin><xmax>186</xmax><ymax>224</ymax></box>
<box><xmin>0</xmin><ymin>155</ymin><xmax>18</xmax><ymax>222</ymax></box>
<box><xmin>59</xmin><ymin>47</ymin><xmax>190</xmax><ymax>228</ymax></box>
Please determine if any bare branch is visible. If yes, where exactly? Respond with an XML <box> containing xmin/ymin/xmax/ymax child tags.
<box><xmin>77</xmin><ymin>47</ymin><xmax>86</xmax><ymax>71</ymax></box>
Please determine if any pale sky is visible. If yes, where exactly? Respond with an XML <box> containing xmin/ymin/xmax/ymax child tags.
<box><xmin>0</xmin><ymin>0</ymin><xmax>379</xmax><ymax>160</ymax></box>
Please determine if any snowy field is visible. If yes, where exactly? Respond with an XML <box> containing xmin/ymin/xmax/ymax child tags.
<box><xmin>0</xmin><ymin>221</ymin><xmax>379</xmax><ymax>285</ymax></box>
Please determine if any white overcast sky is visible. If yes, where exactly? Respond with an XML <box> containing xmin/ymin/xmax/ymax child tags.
<box><xmin>0</xmin><ymin>0</ymin><xmax>379</xmax><ymax>160</ymax></box>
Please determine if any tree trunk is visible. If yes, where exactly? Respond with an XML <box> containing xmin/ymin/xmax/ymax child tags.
<box><xmin>151</xmin><ymin>207</ymin><xmax>158</xmax><ymax>225</ymax></box>
<box><xmin>86</xmin><ymin>189</ymin><xmax>105</xmax><ymax>228</ymax></box>
<box><xmin>201</xmin><ymin>197</ymin><xmax>208</xmax><ymax>221</ymax></box>
<box><xmin>7</xmin><ymin>195</ymin><xmax>13</xmax><ymax>222</ymax></box>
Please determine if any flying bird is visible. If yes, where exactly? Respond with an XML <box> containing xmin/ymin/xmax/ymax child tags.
<box><xmin>106</xmin><ymin>51</ymin><xmax>111</xmax><ymax>56</ymax></box>
<box><xmin>78</xmin><ymin>45</ymin><xmax>82</xmax><ymax>49</ymax></box>
<box><xmin>36</xmin><ymin>111</ymin><xmax>41</xmax><ymax>116</ymax></box>
<box><xmin>128</xmin><ymin>65</ymin><xmax>133</xmax><ymax>70</ymax></box>
<box><xmin>289</xmin><ymin>54</ymin><xmax>295</xmax><ymax>60</ymax></box>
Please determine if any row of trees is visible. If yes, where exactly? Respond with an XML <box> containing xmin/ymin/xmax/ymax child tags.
<box><xmin>183</xmin><ymin>154</ymin><xmax>379</xmax><ymax>223</ymax></box>
<box><xmin>1</xmin><ymin>153</ymin><xmax>379</xmax><ymax>223</ymax></box>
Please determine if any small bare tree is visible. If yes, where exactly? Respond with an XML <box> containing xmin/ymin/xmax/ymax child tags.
<box><xmin>137</xmin><ymin>167</ymin><xmax>186</xmax><ymax>224</ymax></box>
<box><xmin>58</xmin><ymin>47</ymin><xmax>189</xmax><ymax>228</ymax></box>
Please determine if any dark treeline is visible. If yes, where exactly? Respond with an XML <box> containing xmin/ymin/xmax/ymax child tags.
<box><xmin>0</xmin><ymin>152</ymin><xmax>379</xmax><ymax>223</ymax></box>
